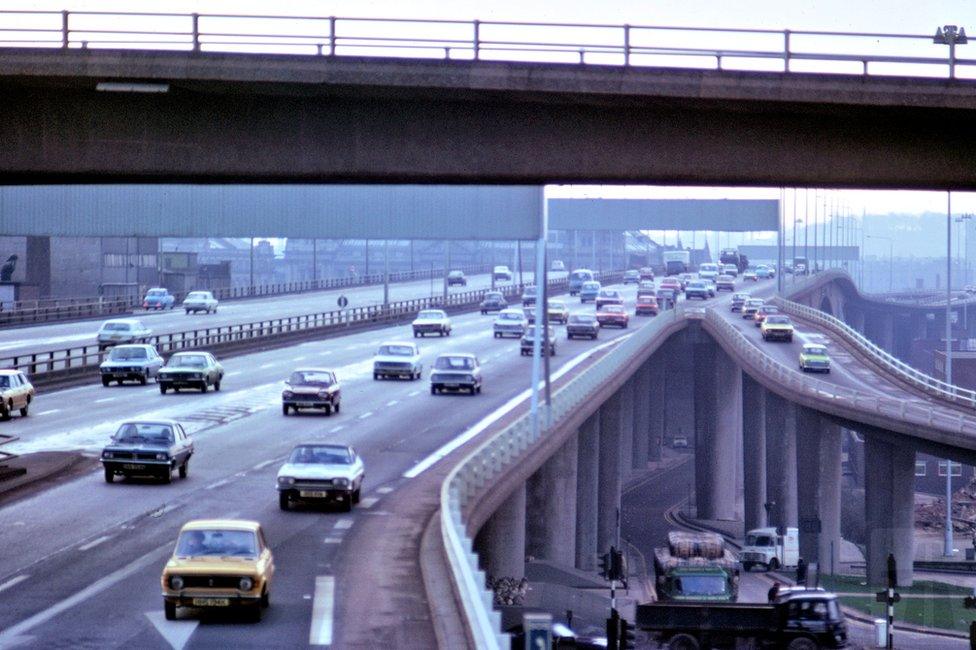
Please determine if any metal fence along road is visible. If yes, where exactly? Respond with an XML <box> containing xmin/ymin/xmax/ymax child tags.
<box><xmin>1</xmin><ymin>10</ymin><xmax>974</xmax><ymax>79</ymax></box>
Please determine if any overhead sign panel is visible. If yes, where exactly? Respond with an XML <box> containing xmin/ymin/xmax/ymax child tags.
<box><xmin>548</xmin><ymin>198</ymin><xmax>779</xmax><ymax>232</ymax></box>
<box><xmin>0</xmin><ymin>185</ymin><xmax>543</xmax><ymax>240</ymax></box>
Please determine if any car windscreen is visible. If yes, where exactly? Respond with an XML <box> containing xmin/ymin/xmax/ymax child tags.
<box><xmin>0</xmin><ymin>376</ymin><xmax>10</xmax><ymax>388</ymax></box>
<box><xmin>176</xmin><ymin>529</ymin><xmax>257</xmax><ymax>557</ymax></box>
<box><xmin>803</xmin><ymin>346</ymin><xmax>825</xmax><ymax>355</ymax></box>
<box><xmin>109</xmin><ymin>347</ymin><xmax>148</xmax><ymax>360</ymax></box>
<box><xmin>688</xmin><ymin>282</ymin><xmax>705</xmax><ymax>288</ymax></box>
<box><xmin>288</xmin><ymin>445</ymin><xmax>353</xmax><ymax>465</ymax></box>
<box><xmin>766</xmin><ymin>316</ymin><xmax>791</xmax><ymax>324</ymax></box>
<box><xmin>745</xmin><ymin>534</ymin><xmax>774</xmax><ymax>546</ymax></box>
<box><xmin>186</xmin><ymin>292</ymin><xmax>208</xmax><ymax>299</ymax></box>
<box><xmin>378</xmin><ymin>345</ymin><xmax>414</xmax><ymax>356</ymax></box>
<box><xmin>417</xmin><ymin>310</ymin><xmax>444</xmax><ymax>319</ymax></box>
<box><xmin>113</xmin><ymin>422</ymin><xmax>174</xmax><ymax>444</ymax></box>
<box><xmin>289</xmin><ymin>371</ymin><xmax>333</xmax><ymax>386</ymax></box>
<box><xmin>674</xmin><ymin>575</ymin><xmax>728</xmax><ymax>597</ymax></box>
<box><xmin>547</xmin><ymin>302</ymin><xmax>565</xmax><ymax>309</ymax></box>
<box><xmin>484</xmin><ymin>292</ymin><xmax>503</xmax><ymax>300</ymax></box>
<box><xmin>582</xmin><ymin>282</ymin><xmax>600</xmax><ymax>290</ymax></box>
<box><xmin>569</xmin><ymin>315</ymin><xmax>596</xmax><ymax>323</ymax></box>
<box><xmin>147</xmin><ymin>289</ymin><xmax>167</xmax><ymax>296</ymax></box>
<box><xmin>101</xmin><ymin>322</ymin><xmax>132</xmax><ymax>331</ymax></box>
<box><xmin>168</xmin><ymin>355</ymin><xmax>207</xmax><ymax>368</ymax></box>
<box><xmin>570</xmin><ymin>272</ymin><xmax>592</xmax><ymax>281</ymax></box>
<box><xmin>435</xmin><ymin>356</ymin><xmax>474</xmax><ymax>370</ymax></box>
<box><xmin>499</xmin><ymin>312</ymin><xmax>523</xmax><ymax>321</ymax></box>
<box><xmin>448</xmin><ymin>271</ymin><xmax>462</xmax><ymax>277</ymax></box>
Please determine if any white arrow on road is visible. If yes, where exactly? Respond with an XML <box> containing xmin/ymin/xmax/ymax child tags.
<box><xmin>146</xmin><ymin>611</ymin><xmax>199</xmax><ymax>650</ymax></box>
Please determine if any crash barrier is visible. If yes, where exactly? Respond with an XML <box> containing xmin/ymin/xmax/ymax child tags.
<box><xmin>3</xmin><ymin>271</ymin><xmax>621</xmax><ymax>389</ymax></box>
<box><xmin>0</xmin><ymin>433</ymin><xmax>18</xmax><ymax>467</ymax></box>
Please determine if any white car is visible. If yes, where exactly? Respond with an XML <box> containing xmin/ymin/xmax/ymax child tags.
<box><xmin>493</xmin><ymin>265</ymin><xmax>513</xmax><ymax>282</ymax></box>
<box><xmin>493</xmin><ymin>308</ymin><xmax>528</xmax><ymax>338</ymax></box>
<box><xmin>430</xmin><ymin>353</ymin><xmax>482</xmax><ymax>395</ymax></box>
<box><xmin>276</xmin><ymin>443</ymin><xmax>365</xmax><ymax>512</ymax></box>
<box><xmin>182</xmin><ymin>291</ymin><xmax>219</xmax><ymax>314</ymax></box>
<box><xmin>97</xmin><ymin>318</ymin><xmax>152</xmax><ymax>351</ymax></box>
<box><xmin>412</xmin><ymin>309</ymin><xmax>451</xmax><ymax>337</ymax></box>
<box><xmin>373</xmin><ymin>341</ymin><xmax>423</xmax><ymax>380</ymax></box>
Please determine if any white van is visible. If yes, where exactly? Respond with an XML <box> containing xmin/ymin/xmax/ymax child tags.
<box><xmin>493</xmin><ymin>265</ymin><xmax>513</xmax><ymax>282</ymax></box>
<box><xmin>739</xmin><ymin>527</ymin><xmax>799</xmax><ymax>572</ymax></box>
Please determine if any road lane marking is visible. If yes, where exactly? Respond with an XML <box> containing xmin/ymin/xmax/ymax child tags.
<box><xmin>386</xmin><ymin>400</ymin><xmax>398</xmax><ymax>407</ymax></box>
<box><xmin>333</xmin><ymin>519</ymin><xmax>354</xmax><ymax>530</ymax></box>
<box><xmin>293</xmin><ymin>356</ymin><xmax>307</xmax><ymax>361</ymax></box>
<box><xmin>358</xmin><ymin>497</ymin><xmax>379</xmax><ymax>509</ymax></box>
<box><xmin>146</xmin><ymin>611</ymin><xmax>199</xmax><ymax>650</ymax></box>
<box><xmin>358</xmin><ymin>412</ymin><xmax>373</xmax><ymax>420</ymax></box>
<box><xmin>309</xmin><ymin>576</ymin><xmax>335</xmax><ymax>646</ymax></box>
<box><xmin>328</xmin><ymin>425</ymin><xmax>345</xmax><ymax>433</ymax></box>
<box><xmin>94</xmin><ymin>397</ymin><xmax>115</xmax><ymax>403</ymax></box>
<box><xmin>407</xmin><ymin>390</ymin><xmax>421</xmax><ymax>397</ymax></box>
<box><xmin>78</xmin><ymin>535</ymin><xmax>111</xmax><ymax>551</ymax></box>
<box><xmin>0</xmin><ymin>575</ymin><xmax>28</xmax><ymax>594</ymax></box>
<box><xmin>253</xmin><ymin>459</ymin><xmax>275</xmax><ymax>470</ymax></box>
<box><xmin>35</xmin><ymin>409</ymin><xmax>60</xmax><ymax>416</ymax></box>
<box><xmin>323</xmin><ymin>537</ymin><xmax>342</xmax><ymax>544</ymax></box>
<box><xmin>226</xmin><ymin>371</ymin><xmax>242</xmax><ymax>377</ymax></box>
<box><xmin>205</xmin><ymin>479</ymin><xmax>229</xmax><ymax>490</ymax></box>
<box><xmin>376</xmin><ymin>486</ymin><xmax>394</xmax><ymax>494</ymax></box>
<box><xmin>0</xmin><ymin>542</ymin><xmax>171</xmax><ymax>644</ymax></box>
<box><xmin>259</xmin><ymin>363</ymin><xmax>274</xmax><ymax>369</ymax></box>
<box><xmin>403</xmin><ymin>333</ymin><xmax>629</xmax><ymax>479</ymax></box>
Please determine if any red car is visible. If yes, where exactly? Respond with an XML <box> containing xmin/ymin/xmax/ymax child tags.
<box><xmin>635</xmin><ymin>293</ymin><xmax>659</xmax><ymax>316</ymax></box>
<box><xmin>659</xmin><ymin>278</ymin><xmax>681</xmax><ymax>293</ymax></box>
<box><xmin>596</xmin><ymin>304</ymin><xmax>630</xmax><ymax>328</ymax></box>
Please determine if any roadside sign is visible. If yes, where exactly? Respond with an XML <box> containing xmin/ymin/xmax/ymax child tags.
<box><xmin>337</xmin><ymin>295</ymin><xmax>349</xmax><ymax>309</ymax></box>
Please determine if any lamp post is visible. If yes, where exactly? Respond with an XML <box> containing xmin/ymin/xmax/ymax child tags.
<box><xmin>933</xmin><ymin>24</ymin><xmax>969</xmax><ymax>79</ymax></box>
<box><xmin>865</xmin><ymin>234</ymin><xmax>893</xmax><ymax>292</ymax></box>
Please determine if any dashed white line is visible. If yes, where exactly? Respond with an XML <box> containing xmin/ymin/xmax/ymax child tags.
<box><xmin>309</xmin><ymin>576</ymin><xmax>335</xmax><ymax>646</ymax></box>
<box><xmin>358</xmin><ymin>497</ymin><xmax>379</xmax><ymax>509</ymax></box>
<box><xmin>358</xmin><ymin>412</ymin><xmax>373</xmax><ymax>420</ymax></box>
<box><xmin>321</xmin><ymin>350</ymin><xmax>334</xmax><ymax>355</ymax></box>
<box><xmin>407</xmin><ymin>390</ymin><xmax>421</xmax><ymax>397</ymax></box>
<box><xmin>35</xmin><ymin>409</ymin><xmax>60</xmax><ymax>416</ymax></box>
<box><xmin>293</xmin><ymin>356</ymin><xmax>307</xmax><ymax>362</ymax></box>
<box><xmin>333</xmin><ymin>519</ymin><xmax>354</xmax><ymax>530</ymax></box>
<box><xmin>78</xmin><ymin>535</ymin><xmax>111</xmax><ymax>551</ymax></box>
<box><xmin>94</xmin><ymin>397</ymin><xmax>116</xmax><ymax>404</ymax></box>
<box><xmin>259</xmin><ymin>363</ymin><xmax>274</xmax><ymax>369</ymax></box>
<box><xmin>0</xmin><ymin>575</ymin><xmax>28</xmax><ymax>594</ymax></box>
<box><xmin>386</xmin><ymin>400</ymin><xmax>398</xmax><ymax>407</ymax></box>
<box><xmin>226</xmin><ymin>371</ymin><xmax>242</xmax><ymax>377</ymax></box>
<box><xmin>323</xmin><ymin>537</ymin><xmax>343</xmax><ymax>545</ymax></box>
<box><xmin>329</xmin><ymin>425</ymin><xmax>345</xmax><ymax>433</ymax></box>
<box><xmin>376</xmin><ymin>486</ymin><xmax>394</xmax><ymax>494</ymax></box>
<box><xmin>205</xmin><ymin>479</ymin><xmax>229</xmax><ymax>490</ymax></box>
<box><xmin>253</xmin><ymin>459</ymin><xmax>275</xmax><ymax>470</ymax></box>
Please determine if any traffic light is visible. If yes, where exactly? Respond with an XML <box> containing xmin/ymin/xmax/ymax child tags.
<box><xmin>887</xmin><ymin>553</ymin><xmax>898</xmax><ymax>589</ymax></box>
<box><xmin>619</xmin><ymin>617</ymin><xmax>636</xmax><ymax>650</ymax></box>
<box><xmin>610</xmin><ymin>548</ymin><xmax>625</xmax><ymax>582</ymax></box>
<box><xmin>598</xmin><ymin>552</ymin><xmax>611</xmax><ymax>581</ymax></box>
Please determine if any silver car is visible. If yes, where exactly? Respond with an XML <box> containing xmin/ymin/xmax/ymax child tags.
<box><xmin>430</xmin><ymin>353</ymin><xmax>482</xmax><ymax>395</ymax></box>
<box><xmin>99</xmin><ymin>344</ymin><xmax>164</xmax><ymax>386</ymax></box>
<box><xmin>183</xmin><ymin>291</ymin><xmax>219</xmax><ymax>314</ymax></box>
<box><xmin>276</xmin><ymin>443</ymin><xmax>365</xmax><ymax>512</ymax></box>
<box><xmin>97</xmin><ymin>318</ymin><xmax>152</xmax><ymax>351</ymax></box>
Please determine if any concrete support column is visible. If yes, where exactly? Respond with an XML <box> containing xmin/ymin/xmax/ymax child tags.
<box><xmin>742</xmin><ymin>375</ymin><xmax>767</xmax><ymax>533</ymax></box>
<box><xmin>764</xmin><ymin>393</ymin><xmax>798</xmax><ymax>529</ymax></box>
<box><xmin>693</xmin><ymin>342</ymin><xmax>741</xmax><ymax>521</ymax></box>
<box><xmin>647</xmin><ymin>360</ymin><xmax>665</xmax><ymax>462</ymax></box>
<box><xmin>632</xmin><ymin>364</ymin><xmax>651</xmax><ymax>470</ymax></box>
<box><xmin>526</xmin><ymin>433</ymin><xmax>578</xmax><ymax>566</ymax></box>
<box><xmin>795</xmin><ymin>410</ymin><xmax>843</xmax><ymax>574</ymax></box>
<box><xmin>864</xmin><ymin>435</ymin><xmax>915</xmax><ymax>586</ymax></box>
<box><xmin>664</xmin><ymin>334</ymin><xmax>695</xmax><ymax>448</ymax></box>
<box><xmin>879</xmin><ymin>313</ymin><xmax>895</xmax><ymax>353</ymax></box>
<box><xmin>478</xmin><ymin>483</ymin><xmax>526</xmax><ymax>580</ymax></box>
<box><xmin>848</xmin><ymin>308</ymin><xmax>865</xmax><ymax>335</ymax></box>
<box><xmin>597</xmin><ymin>391</ymin><xmax>623</xmax><ymax>554</ymax></box>
<box><xmin>25</xmin><ymin>236</ymin><xmax>51</xmax><ymax>297</ymax></box>
<box><xmin>619</xmin><ymin>381</ymin><xmax>635</xmax><ymax>482</ymax></box>
<box><xmin>575</xmin><ymin>414</ymin><xmax>600</xmax><ymax>571</ymax></box>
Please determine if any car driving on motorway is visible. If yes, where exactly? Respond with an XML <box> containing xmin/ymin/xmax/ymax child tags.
<box><xmin>493</xmin><ymin>308</ymin><xmax>528</xmax><ymax>338</ymax></box>
<box><xmin>373</xmin><ymin>341</ymin><xmax>423</xmax><ymax>380</ymax></box>
<box><xmin>596</xmin><ymin>303</ymin><xmax>629</xmax><ymax>328</ymax></box>
<box><xmin>639</xmin><ymin>267</ymin><xmax>655</xmax><ymax>281</ymax></box>
<box><xmin>753</xmin><ymin>305</ymin><xmax>781</xmax><ymax>327</ymax></box>
<box><xmin>579</xmin><ymin>281</ymin><xmax>601</xmax><ymax>303</ymax></box>
<box><xmin>743</xmin><ymin>269</ymin><xmax>759</xmax><ymax>282</ymax></box>
<box><xmin>143</xmin><ymin>287</ymin><xmax>175</xmax><ymax>310</ymax></box>
<box><xmin>182</xmin><ymin>290</ymin><xmax>218</xmax><ymax>314</ymax></box>
<box><xmin>656</xmin><ymin>288</ymin><xmax>676</xmax><ymax>310</ymax></box>
<box><xmin>685</xmin><ymin>280</ymin><xmax>710</xmax><ymax>300</ymax></box>
<box><xmin>430</xmin><ymin>353</ymin><xmax>482</xmax><ymax>395</ymax></box>
<box><xmin>715</xmin><ymin>275</ymin><xmax>735</xmax><ymax>292</ymax></box>
<box><xmin>623</xmin><ymin>269</ymin><xmax>640</xmax><ymax>284</ymax></box>
<box><xmin>755</xmin><ymin>265</ymin><xmax>773</xmax><ymax>279</ymax></box>
<box><xmin>282</xmin><ymin>368</ymin><xmax>341</xmax><ymax>415</ymax></box>
<box><xmin>568</xmin><ymin>268</ymin><xmax>595</xmax><ymax>295</ymax></box>
<box><xmin>566</xmin><ymin>314</ymin><xmax>600</xmax><ymax>339</ymax></box>
<box><xmin>161</xmin><ymin>519</ymin><xmax>274</xmax><ymax>621</ymax></box>
<box><xmin>158</xmin><ymin>352</ymin><xmax>224</xmax><ymax>393</ymax></box>
<box><xmin>412</xmin><ymin>309</ymin><xmax>451</xmax><ymax>337</ymax></box>
<box><xmin>595</xmin><ymin>289</ymin><xmax>623</xmax><ymax>310</ymax></box>
<box><xmin>521</xmin><ymin>285</ymin><xmax>538</xmax><ymax>306</ymax></box>
<box><xmin>635</xmin><ymin>292</ymin><xmax>659</xmax><ymax>316</ymax></box>
<box><xmin>730</xmin><ymin>293</ymin><xmax>749</xmax><ymax>312</ymax></box>
<box><xmin>276</xmin><ymin>443</ymin><xmax>365</xmax><ymax>512</ymax></box>
<box><xmin>742</xmin><ymin>298</ymin><xmax>765</xmax><ymax>320</ymax></box>
<box><xmin>722</xmin><ymin>263</ymin><xmax>739</xmax><ymax>278</ymax></box>
<box><xmin>493</xmin><ymin>265</ymin><xmax>513</xmax><ymax>282</ymax></box>
<box><xmin>521</xmin><ymin>325</ymin><xmax>557</xmax><ymax>356</ymax></box>
<box><xmin>480</xmin><ymin>291</ymin><xmax>508</xmax><ymax>314</ymax></box>
<box><xmin>102</xmin><ymin>420</ymin><xmax>193</xmax><ymax>484</ymax></box>
<box><xmin>99</xmin><ymin>343</ymin><xmax>164</xmax><ymax>386</ymax></box>
<box><xmin>799</xmin><ymin>343</ymin><xmax>831</xmax><ymax>373</ymax></box>
<box><xmin>0</xmin><ymin>369</ymin><xmax>33</xmax><ymax>419</ymax></box>
<box><xmin>639</xmin><ymin>280</ymin><xmax>655</xmax><ymax>292</ymax></box>
<box><xmin>547</xmin><ymin>300</ymin><xmax>570</xmax><ymax>324</ymax></box>
<box><xmin>761</xmin><ymin>315</ymin><xmax>795</xmax><ymax>342</ymax></box>
<box><xmin>97</xmin><ymin>318</ymin><xmax>152</xmax><ymax>351</ymax></box>
<box><xmin>447</xmin><ymin>270</ymin><xmax>467</xmax><ymax>286</ymax></box>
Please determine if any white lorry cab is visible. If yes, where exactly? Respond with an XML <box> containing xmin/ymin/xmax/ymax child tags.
<box><xmin>739</xmin><ymin>527</ymin><xmax>799</xmax><ymax>572</ymax></box>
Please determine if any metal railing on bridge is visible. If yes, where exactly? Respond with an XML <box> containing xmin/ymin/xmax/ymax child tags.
<box><xmin>1</xmin><ymin>11</ymin><xmax>975</xmax><ymax>80</ymax></box>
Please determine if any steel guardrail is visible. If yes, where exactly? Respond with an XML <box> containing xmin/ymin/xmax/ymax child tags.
<box><xmin>771</xmin><ymin>295</ymin><xmax>976</xmax><ymax>408</ymax></box>
<box><xmin>440</xmin><ymin>302</ymin><xmax>682</xmax><ymax>647</ymax></box>
<box><xmin>1</xmin><ymin>11</ymin><xmax>974</xmax><ymax>80</ymax></box>
<box><xmin>0</xmin><ymin>433</ymin><xmax>18</xmax><ymax>465</ymax></box>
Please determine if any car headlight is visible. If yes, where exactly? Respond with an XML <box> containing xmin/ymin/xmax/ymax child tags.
<box><xmin>278</xmin><ymin>476</ymin><xmax>295</xmax><ymax>486</ymax></box>
<box><xmin>155</xmin><ymin>453</ymin><xmax>168</xmax><ymax>461</ymax></box>
<box><xmin>282</xmin><ymin>391</ymin><xmax>293</xmax><ymax>399</ymax></box>
<box><xmin>239</xmin><ymin>577</ymin><xmax>254</xmax><ymax>591</ymax></box>
<box><xmin>318</xmin><ymin>390</ymin><xmax>330</xmax><ymax>399</ymax></box>
<box><xmin>334</xmin><ymin>477</ymin><xmax>350</xmax><ymax>488</ymax></box>
<box><xmin>102</xmin><ymin>451</ymin><xmax>113</xmax><ymax>459</ymax></box>
<box><xmin>192</xmin><ymin>373</ymin><xmax>202</xmax><ymax>379</ymax></box>
<box><xmin>170</xmin><ymin>576</ymin><xmax>184</xmax><ymax>590</ymax></box>
<box><xmin>465</xmin><ymin>375</ymin><xmax>474</xmax><ymax>382</ymax></box>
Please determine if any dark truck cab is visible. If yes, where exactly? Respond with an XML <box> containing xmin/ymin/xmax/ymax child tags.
<box><xmin>637</xmin><ymin>588</ymin><xmax>848</xmax><ymax>649</ymax></box>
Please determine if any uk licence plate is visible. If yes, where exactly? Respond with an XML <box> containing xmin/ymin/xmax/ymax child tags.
<box><xmin>193</xmin><ymin>598</ymin><xmax>230</xmax><ymax>607</ymax></box>
<box><xmin>445</xmin><ymin>383</ymin><xmax>459</xmax><ymax>388</ymax></box>
<box><xmin>300</xmin><ymin>490</ymin><xmax>329</xmax><ymax>498</ymax></box>
<box><xmin>122</xmin><ymin>464</ymin><xmax>146</xmax><ymax>470</ymax></box>
<box><xmin>297</xmin><ymin>402</ymin><xmax>315</xmax><ymax>407</ymax></box>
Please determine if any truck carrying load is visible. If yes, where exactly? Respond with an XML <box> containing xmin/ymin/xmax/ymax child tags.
<box><xmin>654</xmin><ymin>531</ymin><xmax>740</xmax><ymax>602</ymax></box>
<box><xmin>662</xmin><ymin>250</ymin><xmax>690</xmax><ymax>276</ymax></box>
<box><xmin>668</xmin><ymin>531</ymin><xmax>725</xmax><ymax>560</ymax></box>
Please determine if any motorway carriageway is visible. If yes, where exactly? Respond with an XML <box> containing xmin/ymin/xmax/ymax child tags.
<box><xmin>0</xmin><ymin>276</ymin><xmax>644</xmax><ymax>650</ymax></box>
<box><xmin>0</xmin><ymin>271</ymin><xmax>562</xmax><ymax>358</ymax></box>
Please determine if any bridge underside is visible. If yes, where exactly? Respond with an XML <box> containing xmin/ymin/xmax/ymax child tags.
<box><xmin>3</xmin><ymin>50</ymin><xmax>976</xmax><ymax>189</ymax></box>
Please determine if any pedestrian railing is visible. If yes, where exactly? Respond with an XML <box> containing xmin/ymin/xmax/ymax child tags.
<box><xmin>1</xmin><ymin>11</ymin><xmax>974</xmax><ymax>80</ymax></box>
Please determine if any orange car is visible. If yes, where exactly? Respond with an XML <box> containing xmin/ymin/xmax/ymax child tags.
<box><xmin>596</xmin><ymin>304</ymin><xmax>630</xmax><ymax>328</ymax></box>
<box><xmin>635</xmin><ymin>293</ymin><xmax>659</xmax><ymax>316</ymax></box>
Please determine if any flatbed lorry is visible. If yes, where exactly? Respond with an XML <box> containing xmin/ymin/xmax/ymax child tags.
<box><xmin>637</xmin><ymin>587</ymin><xmax>849</xmax><ymax>649</ymax></box>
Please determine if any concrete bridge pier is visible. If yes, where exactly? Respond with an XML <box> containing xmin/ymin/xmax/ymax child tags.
<box><xmin>632</xmin><ymin>364</ymin><xmax>652</xmax><ymax>469</ymax></box>
<box><xmin>597</xmin><ymin>390</ymin><xmax>623</xmax><ymax>554</ymax></box>
<box><xmin>846</xmin><ymin>307</ymin><xmax>865</xmax><ymax>335</ymax></box>
<box><xmin>647</xmin><ymin>360</ymin><xmax>665</xmax><ymax>463</ymax></box>
<box><xmin>864</xmin><ymin>435</ymin><xmax>915</xmax><ymax>586</ymax></box>
<box><xmin>525</xmin><ymin>434</ymin><xmax>578</xmax><ymax>566</ymax></box>
<box><xmin>765</xmin><ymin>393</ymin><xmax>799</xmax><ymax>530</ymax></box>
<box><xmin>475</xmin><ymin>483</ymin><xmax>527</xmax><ymax>580</ymax></box>
<box><xmin>742</xmin><ymin>376</ymin><xmax>767</xmax><ymax>532</ymax></box>
<box><xmin>693</xmin><ymin>342</ymin><xmax>742</xmax><ymax>521</ymax></box>
<box><xmin>619</xmin><ymin>381</ymin><xmax>636</xmax><ymax>482</ymax></box>
<box><xmin>665</xmin><ymin>333</ymin><xmax>695</xmax><ymax>451</ymax></box>
<box><xmin>795</xmin><ymin>409</ymin><xmax>843</xmax><ymax>574</ymax></box>
<box><xmin>575</xmin><ymin>413</ymin><xmax>600</xmax><ymax>571</ymax></box>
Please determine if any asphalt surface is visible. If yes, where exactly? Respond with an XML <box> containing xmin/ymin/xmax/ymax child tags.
<box><xmin>0</xmin><ymin>277</ymin><xmax>640</xmax><ymax>650</ymax></box>
<box><xmin>0</xmin><ymin>271</ymin><xmax>561</xmax><ymax>359</ymax></box>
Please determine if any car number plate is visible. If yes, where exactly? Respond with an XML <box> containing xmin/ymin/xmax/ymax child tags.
<box><xmin>296</xmin><ymin>402</ymin><xmax>315</xmax><ymax>407</ymax></box>
<box><xmin>445</xmin><ymin>383</ymin><xmax>459</xmax><ymax>388</ymax></box>
<box><xmin>300</xmin><ymin>490</ymin><xmax>329</xmax><ymax>498</ymax></box>
<box><xmin>122</xmin><ymin>464</ymin><xmax>146</xmax><ymax>470</ymax></box>
<box><xmin>193</xmin><ymin>598</ymin><xmax>230</xmax><ymax>607</ymax></box>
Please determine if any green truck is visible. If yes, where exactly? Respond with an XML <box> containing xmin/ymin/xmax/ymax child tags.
<box><xmin>653</xmin><ymin>531</ymin><xmax>740</xmax><ymax>602</ymax></box>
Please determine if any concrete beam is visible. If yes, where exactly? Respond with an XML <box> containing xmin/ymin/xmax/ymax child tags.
<box><xmin>598</xmin><ymin>390</ymin><xmax>623</xmax><ymax>553</ymax></box>
<box><xmin>765</xmin><ymin>393</ymin><xmax>799</xmax><ymax>529</ymax></box>
<box><xmin>576</xmin><ymin>415</ymin><xmax>600</xmax><ymax>571</ymax></box>
<box><xmin>795</xmin><ymin>409</ymin><xmax>843</xmax><ymax>574</ymax></box>
<box><xmin>526</xmin><ymin>433</ymin><xmax>578</xmax><ymax>566</ymax></box>
<box><xmin>476</xmin><ymin>483</ymin><xmax>527</xmax><ymax>580</ymax></box>
<box><xmin>742</xmin><ymin>375</ymin><xmax>767</xmax><ymax>532</ymax></box>
<box><xmin>864</xmin><ymin>435</ymin><xmax>915</xmax><ymax>586</ymax></box>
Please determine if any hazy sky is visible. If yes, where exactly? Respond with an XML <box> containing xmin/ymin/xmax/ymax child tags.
<box><xmin>12</xmin><ymin>1</ymin><xmax>976</xmax><ymax>217</ymax></box>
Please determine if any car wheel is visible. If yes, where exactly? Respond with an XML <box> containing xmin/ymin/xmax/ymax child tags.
<box><xmin>19</xmin><ymin>400</ymin><xmax>28</xmax><ymax>417</ymax></box>
<box><xmin>200</xmin><ymin>382</ymin><xmax>207</xmax><ymax>393</ymax></box>
<box><xmin>250</xmin><ymin>604</ymin><xmax>264</xmax><ymax>622</ymax></box>
<box><xmin>1</xmin><ymin>401</ymin><xmax>11</xmax><ymax>421</ymax></box>
<box><xmin>373</xmin><ymin>373</ymin><xmax>380</xmax><ymax>380</ymax></box>
<box><xmin>476</xmin><ymin>385</ymin><xmax>482</xmax><ymax>394</ymax></box>
<box><xmin>101</xmin><ymin>376</ymin><xmax>111</xmax><ymax>387</ymax></box>
<box><xmin>279</xmin><ymin>492</ymin><xmax>290</xmax><ymax>511</ymax></box>
<box><xmin>353</xmin><ymin>488</ymin><xmax>361</xmax><ymax>504</ymax></box>
<box><xmin>666</xmin><ymin>633</ymin><xmax>699</xmax><ymax>650</ymax></box>
<box><xmin>185</xmin><ymin>309</ymin><xmax>191</xmax><ymax>314</ymax></box>
<box><xmin>161</xmin><ymin>468</ymin><xmax>172</xmax><ymax>484</ymax></box>
<box><xmin>213</xmin><ymin>307</ymin><xmax>217</xmax><ymax>313</ymax></box>
<box><xmin>324</xmin><ymin>404</ymin><xmax>332</xmax><ymax>416</ymax></box>
<box><xmin>282</xmin><ymin>404</ymin><xmax>290</xmax><ymax>415</ymax></box>
<box><xmin>179</xmin><ymin>461</ymin><xmax>188</xmax><ymax>479</ymax></box>
<box><xmin>768</xmin><ymin>558</ymin><xmax>780</xmax><ymax>570</ymax></box>
<box><xmin>104</xmin><ymin>468</ymin><xmax>114</xmax><ymax>483</ymax></box>
<box><xmin>413</xmin><ymin>331</ymin><xmax>418</xmax><ymax>338</ymax></box>
<box><xmin>140</xmin><ymin>373</ymin><xmax>148</xmax><ymax>386</ymax></box>
<box><xmin>341</xmin><ymin>498</ymin><xmax>353</xmax><ymax>513</ymax></box>
<box><xmin>214</xmin><ymin>380</ymin><xmax>221</xmax><ymax>392</ymax></box>
<box><xmin>159</xmin><ymin>384</ymin><xmax>168</xmax><ymax>394</ymax></box>
<box><xmin>164</xmin><ymin>600</ymin><xmax>177</xmax><ymax>621</ymax></box>
<box><xmin>786</xmin><ymin>638</ymin><xmax>818</xmax><ymax>650</ymax></box>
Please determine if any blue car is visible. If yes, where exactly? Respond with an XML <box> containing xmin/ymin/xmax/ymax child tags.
<box><xmin>143</xmin><ymin>288</ymin><xmax>175</xmax><ymax>310</ymax></box>
<box><xmin>579</xmin><ymin>281</ymin><xmax>601</xmax><ymax>303</ymax></box>
<box><xmin>755</xmin><ymin>266</ymin><xmax>772</xmax><ymax>279</ymax></box>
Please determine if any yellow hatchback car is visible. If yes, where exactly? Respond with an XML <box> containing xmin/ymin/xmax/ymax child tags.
<box><xmin>162</xmin><ymin>520</ymin><xmax>275</xmax><ymax>621</ymax></box>
<box><xmin>0</xmin><ymin>369</ymin><xmax>34</xmax><ymax>419</ymax></box>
